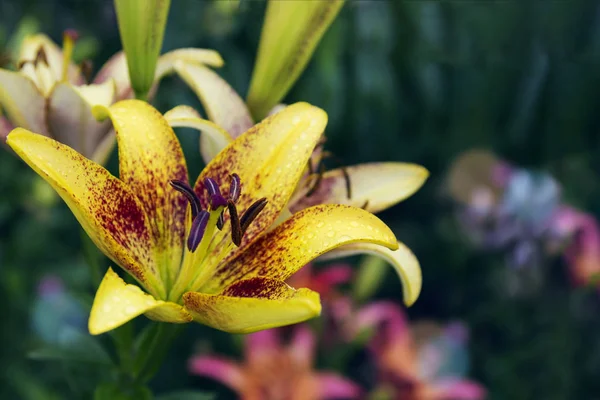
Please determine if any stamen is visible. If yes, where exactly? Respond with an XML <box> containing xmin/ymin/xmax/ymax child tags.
<box><xmin>79</xmin><ymin>60</ymin><xmax>93</xmax><ymax>84</ymax></box>
<box><xmin>361</xmin><ymin>200</ymin><xmax>370</xmax><ymax>210</ymax></box>
<box><xmin>204</xmin><ymin>178</ymin><xmax>227</xmax><ymax>209</ymax></box>
<box><xmin>341</xmin><ymin>166</ymin><xmax>352</xmax><ymax>200</ymax></box>
<box><xmin>61</xmin><ymin>29</ymin><xmax>79</xmax><ymax>81</ymax></box>
<box><xmin>227</xmin><ymin>200</ymin><xmax>243</xmax><ymax>246</ymax></box>
<box><xmin>170</xmin><ymin>180</ymin><xmax>202</xmax><ymax>220</ymax></box>
<box><xmin>188</xmin><ymin>210</ymin><xmax>210</xmax><ymax>252</ymax></box>
<box><xmin>305</xmin><ymin>150</ymin><xmax>352</xmax><ymax>200</ymax></box>
<box><xmin>229</xmin><ymin>173</ymin><xmax>241</xmax><ymax>203</ymax></box>
<box><xmin>35</xmin><ymin>48</ymin><xmax>48</xmax><ymax>66</ymax></box>
<box><xmin>305</xmin><ymin>162</ymin><xmax>325</xmax><ymax>197</ymax></box>
<box><xmin>240</xmin><ymin>198</ymin><xmax>268</xmax><ymax>234</ymax></box>
<box><xmin>217</xmin><ymin>211</ymin><xmax>225</xmax><ymax>230</ymax></box>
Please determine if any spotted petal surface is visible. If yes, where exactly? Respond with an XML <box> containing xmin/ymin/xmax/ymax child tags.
<box><xmin>89</xmin><ymin>268</ymin><xmax>192</xmax><ymax>335</ymax></box>
<box><xmin>194</xmin><ymin>102</ymin><xmax>328</xmax><ymax>281</ymax></box>
<box><xmin>6</xmin><ymin>129</ymin><xmax>164</xmax><ymax>297</ymax></box>
<box><xmin>201</xmin><ymin>204</ymin><xmax>398</xmax><ymax>293</ymax></box>
<box><xmin>98</xmin><ymin>100</ymin><xmax>189</xmax><ymax>287</ymax></box>
<box><xmin>183</xmin><ymin>277</ymin><xmax>321</xmax><ymax>333</ymax></box>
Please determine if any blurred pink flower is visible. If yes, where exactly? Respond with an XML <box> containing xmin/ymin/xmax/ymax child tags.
<box><xmin>550</xmin><ymin>206</ymin><xmax>600</xmax><ymax>286</ymax></box>
<box><xmin>189</xmin><ymin>326</ymin><xmax>362</xmax><ymax>400</ymax></box>
<box><xmin>355</xmin><ymin>302</ymin><xmax>486</xmax><ymax>400</ymax></box>
<box><xmin>287</xmin><ymin>262</ymin><xmax>353</xmax><ymax>302</ymax></box>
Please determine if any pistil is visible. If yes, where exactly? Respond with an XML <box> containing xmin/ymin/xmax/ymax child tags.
<box><xmin>61</xmin><ymin>30</ymin><xmax>78</xmax><ymax>82</ymax></box>
<box><xmin>167</xmin><ymin>174</ymin><xmax>268</xmax><ymax>301</ymax></box>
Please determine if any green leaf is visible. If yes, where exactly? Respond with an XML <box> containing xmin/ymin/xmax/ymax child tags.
<box><xmin>352</xmin><ymin>255</ymin><xmax>388</xmax><ymax>302</ymax></box>
<box><xmin>156</xmin><ymin>391</ymin><xmax>215</xmax><ymax>400</ymax></box>
<box><xmin>246</xmin><ymin>0</ymin><xmax>345</xmax><ymax>119</ymax></box>
<box><xmin>114</xmin><ymin>0</ymin><xmax>171</xmax><ymax>100</ymax></box>
<box><xmin>28</xmin><ymin>327</ymin><xmax>113</xmax><ymax>365</ymax></box>
<box><xmin>94</xmin><ymin>383</ymin><xmax>153</xmax><ymax>400</ymax></box>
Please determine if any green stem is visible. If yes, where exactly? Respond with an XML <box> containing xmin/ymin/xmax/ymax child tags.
<box><xmin>112</xmin><ymin>322</ymin><xmax>135</xmax><ymax>375</ymax></box>
<box><xmin>134</xmin><ymin>89</ymin><xmax>149</xmax><ymax>102</ymax></box>
<box><xmin>80</xmin><ymin>229</ymin><xmax>103</xmax><ymax>288</ymax></box>
<box><xmin>132</xmin><ymin>322</ymin><xmax>183</xmax><ymax>384</ymax></box>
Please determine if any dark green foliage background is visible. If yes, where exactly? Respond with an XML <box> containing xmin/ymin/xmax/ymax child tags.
<box><xmin>1</xmin><ymin>0</ymin><xmax>600</xmax><ymax>399</ymax></box>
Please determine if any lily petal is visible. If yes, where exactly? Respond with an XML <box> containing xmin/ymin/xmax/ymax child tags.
<box><xmin>0</xmin><ymin>115</ymin><xmax>13</xmax><ymax>142</ymax></box>
<box><xmin>193</xmin><ymin>102</ymin><xmax>328</xmax><ymax>284</ymax></box>
<box><xmin>320</xmin><ymin>241</ymin><xmax>422</xmax><ymax>306</ymax></box>
<box><xmin>0</xmin><ymin>69</ymin><xmax>48</xmax><ymax>135</ymax></box>
<box><xmin>188</xmin><ymin>356</ymin><xmax>246</xmax><ymax>393</ymax></box>
<box><xmin>427</xmin><ymin>379</ymin><xmax>486</xmax><ymax>400</ymax></box>
<box><xmin>7</xmin><ymin>129</ymin><xmax>164</xmax><ymax>296</ymax></box>
<box><xmin>203</xmin><ymin>204</ymin><xmax>397</xmax><ymax>293</ymax></box>
<box><xmin>315</xmin><ymin>373</ymin><xmax>363</xmax><ymax>400</ymax></box>
<box><xmin>18</xmin><ymin>34</ymin><xmax>83</xmax><ymax>84</ymax></box>
<box><xmin>290</xmin><ymin>163</ymin><xmax>429</xmax><ymax>214</ymax></box>
<box><xmin>164</xmin><ymin>105</ymin><xmax>232</xmax><ymax>164</ymax></box>
<box><xmin>245</xmin><ymin>329</ymin><xmax>281</xmax><ymax>365</ymax></box>
<box><xmin>155</xmin><ymin>48</ymin><xmax>224</xmax><ymax>79</ymax></box>
<box><xmin>97</xmin><ymin>100</ymin><xmax>188</xmax><ymax>286</ymax></box>
<box><xmin>288</xmin><ymin>325</ymin><xmax>316</xmax><ymax>368</ymax></box>
<box><xmin>94</xmin><ymin>49</ymin><xmax>224</xmax><ymax>101</ymax></box>
<box><xmin>91</xmin><ymin>129</ymin><xmax>117</xmax><ymax>165</ymax></box>
<box><xmin>93</xmin><ymin>52</ymin><xmax>132</xmax><ymax>99</ymax></box>
<box><xmin>47</xmin><ymin>81</ymin><xmax>114</xmax><ymax>159</ymax></box>
<box><xmin>183</xmin><ymin>278</ymin><xmax>321</xmax><ymax>333</ymax></box>
<box><xmin>89</xmin><ymin>268</ymin><xmax>192</xmax><ymax>335</ymax></box>
<box><xmin>173</xmin><ymin>61</ymin><xmax>253</xmax><ymax>138</ymax></box>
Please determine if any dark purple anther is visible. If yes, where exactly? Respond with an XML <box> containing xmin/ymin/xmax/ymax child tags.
<box><xmin>204</xmin><ymin>177</ymin><xmax>227</xmax><ymax>209</ymax></box>
<box><xmin>217</xmin><ymin>211</ymin><xmax>225</xmax><ymax>230</ymax></box>
<box><xmin>170</xmin><ymin>180</ymin><xmax>202</xmax><ymax>220</ymax></box>
<box><xmin>187</xmin><ymin>210</ymin><xmax>210</xmax><ymax>252</ymax></box>
<box><xmin>240</xmin><ymin>198</ymin><xmax>268</xmax><ymax>234</ymax></box>
<box><xmin>229</xmin><ymin>173</ymin><xmax>241</xmax><ymax>203</ymax></box>
<box><xmin>227</xmin><ymin>201</ymin><xmax>242</xmax><ymax>246</ymax></box>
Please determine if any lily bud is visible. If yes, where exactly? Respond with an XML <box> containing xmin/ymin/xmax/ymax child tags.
<box><xmin>246</xmin><ymin>0</ymin><xmax>344</xmax><ymax>119</ymax></box>
<box><xmin>114</xmin><ymin>0</ymin><xmax>171</xmax><ymax>100</ymax></box>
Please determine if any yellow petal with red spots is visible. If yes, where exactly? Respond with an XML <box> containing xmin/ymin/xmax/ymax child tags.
<box><xmin>183</xmin><ymin>278</ymin><xmax>321</xmax><ymax>334</ymax></box>
<box><xmin>290</xmin><ymin>162</ymin><xmax>429</xmax><ymax>214</ymax></box>
<box><xmin>320</xmin><ymin>241</ymin><xmax>422</xmax><ymax>306</ymax></box>
<box><xmin>96</xmin><ymin>100</ymin><xmax>188</xmax><ymax>287</ymax></box>
<box><xmin>89</xmin><ymin>268</ymin><xmax>192</xmax><ymax>335</ymax></box>
<box><xmin>6</xmin><ymin>129</ymin><xmax>165</xmax><ymax>297</ymax></box>
<box><xmin>200</xmin><ymin>204</ymin><xmax>398</xmax><ymax>293</ymax></box>
<box><xmin>194</xmin><ymin>103</ymin><xmax>328</xmax><ymax>280</ymax></box>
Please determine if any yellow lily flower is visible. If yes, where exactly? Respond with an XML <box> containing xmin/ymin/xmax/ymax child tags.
<box><xmin>165</xmin><ymin>76</ymin><xmax>427</xmax><ymax>306</ymax></box>
<box><xmin>0</xmin><ymin>32</ymin><xmax>221</xmax><ymax>163</ymax></box>
<box><xmin>6</xmin><ymin>100</ymin><xmax>417</xmax><ymax>336</ymax></box>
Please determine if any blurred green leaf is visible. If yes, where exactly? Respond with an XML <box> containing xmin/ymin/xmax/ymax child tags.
<box><xmin>28</xmin><ymin>328</ymin><xmax>113</xmax><ymax>365</ymax></box>
<box><xmin>156</xmin><ymin>391</ymin><xmax>215</xmax><ymax>400</ymax></box>
<box><xmin>94</xmin><ymin>383</ymin><xmax>152</xmax><ymax>400</ymax></box>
